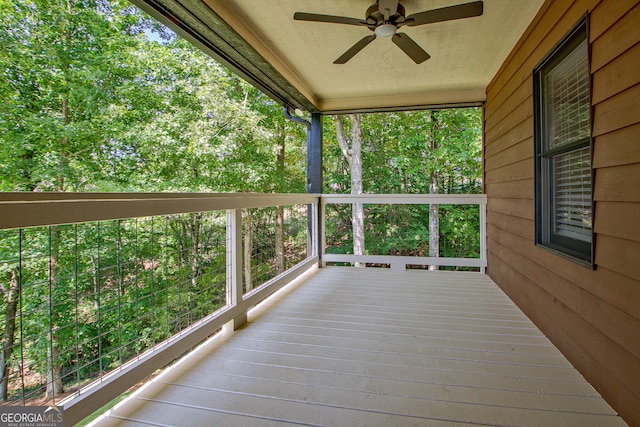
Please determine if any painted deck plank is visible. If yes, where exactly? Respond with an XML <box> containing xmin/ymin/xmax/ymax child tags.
<box><xmin>93</xmin><ymin>268</ymin><xmax>625</xmax><ymax>426</ymax></box>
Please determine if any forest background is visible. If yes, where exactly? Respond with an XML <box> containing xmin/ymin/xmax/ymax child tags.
<box><xmin>0</xmin><ymin>0</ymin><xmax>481</xmax><ymax>405</ymax></box>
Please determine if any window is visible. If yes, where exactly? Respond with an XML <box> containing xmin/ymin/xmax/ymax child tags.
<box><xmin>534</xmin><ymin>18</ymin><xmax>593</xmax><ymax>265</ymax></box>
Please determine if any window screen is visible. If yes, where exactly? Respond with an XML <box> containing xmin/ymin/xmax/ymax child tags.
<box><xmin>534</xmin><ymin>18</ymin><xmax>592</xmax><ymax>265</ymax></box>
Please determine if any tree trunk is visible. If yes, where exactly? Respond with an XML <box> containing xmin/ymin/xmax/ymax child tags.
<box><xmin>335</xmin><ymin>115</ymin><xmax>365</xmax><ymax>267</ymax></box>
<box><xmin>243</xmin><ymin>209</ymin><xmax>253</xmax><ymax>291</ymax></box>
<box><xmin>45</xmin><ymin>344</ymin><xmax>63</xmax><ymax>398</ymax></box>
<box><xmin>349</xmin><ymin>116</ymin><xmax>364</xmax><ymax>268</ymax></box>
<box><xmin>428</xmin><ymin>170</ymin><xmax>440</xmax><ymax>271</ymax></box>
<box><xmin>47</xmin><ymin>229</ymin><xmax>64</xmax><ymax>397</ymax></box>
<box><xmin>0</xmin><ymin>269</ymin><xmax>19</xmax><ymax>401</ymax></box>
<box><xmin>46</xmin><ymin>3</ymin><xmax>71</xmax><ymax>394</ymax></box>
<box><xmin>428</xmin><ymin>111</ymin><xmax>440</xmax><ymax>271</ymax></box>
<box><xmin>58</xmin><ymin>98</ymin><xmax>69</xmax><ymax>191</ymax></box>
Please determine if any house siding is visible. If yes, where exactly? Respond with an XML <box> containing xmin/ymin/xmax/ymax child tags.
<box><xmin>484</xmin><ymin>0</ymin><xmax>640</xmax><ymax>425</ymax></box>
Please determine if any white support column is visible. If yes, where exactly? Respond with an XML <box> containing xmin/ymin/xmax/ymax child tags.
<box><xmin>306</xmin><ymin>204</ymin><xmax>312</xmax><ymax>258</ymax></box>
<box><xmin>320</xmin><ymin>198</ymin><xmax>326</xmax><ymax>268</ymax></box>
<box><xmin>225</xmin><ymin>209</ymin><xmax>246</xmax><ymax>331</ymax></box>
<box><xmin>480</xmin><ymin>202</ymin><xmax>487</xmax><ymax>274</ymax></box>
<box><xmin>311</xmin><ymin>202</ymin><xmax>318</xmax><ymax>258</ymax></box>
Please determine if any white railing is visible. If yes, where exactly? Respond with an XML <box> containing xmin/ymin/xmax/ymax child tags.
<box><xmin>0</xmin><ymin>192</ymin><xmax>486</xmax><ymax>424</ymax></box>
<box><xmin>0</xmin><ymin>193</ymin><xmax>319</xmax><ymax>425</ymax></box>
<box><xmin>321</xmin><ymin>194</ymin><xmax>487</xmax><ymax>272</ymax></box>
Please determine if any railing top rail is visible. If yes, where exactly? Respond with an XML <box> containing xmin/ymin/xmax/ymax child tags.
<box><xmin>0</xmin><ymin>193</ymin><xmax>320</xmax><ymax>230</ymax></box>
<box><xmin>0</xmin><ymin>192</ymin><xmax>320</xmax><ymax>201</ymax></box>
<box><xmin>0</xmin><ymin>192</ymin><xmax>487</xmax><ymax>230</ymax></box>
<box><xmin>322</xmin><ymin>193</ymin><xmax>487</xmax><ymax>205</ymax></box>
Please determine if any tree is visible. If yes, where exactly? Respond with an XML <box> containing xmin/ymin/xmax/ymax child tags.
<box><xmin>334</xmin><ymin>115</ymin><xmax>365</xmax><ymax>266</ymax></box>
<box><xmin>1</xmin><ymin>0</ymin><xmax>153</xmax><ymax>397</ymax></box>
<box><xmin>0</xmin><ymin>231</ymin><xmax>19</xmax><ymax>401</ymax></box>
<box><xmin>324</xmin><ymin>109</ymin><xmax>482</xmax><ymax>266</ymax></box>
<box><xmin>427</xmin><ymin>111</ymin><xmax>440</xmax><ymax>270</ymax></box>
<box><xmin>275</xmin><ymin>117</ymin><xmax>286</xmax><ymax>275</ymax></box>
<box><xmin>0</xmin><ymin>0</ymin><xmax>230</xmax><ymax>400</ymax></box>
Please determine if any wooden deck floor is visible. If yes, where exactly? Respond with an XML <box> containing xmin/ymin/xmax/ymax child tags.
<box><xmin>93</xmin><ymin>267</ymin><xmax>625</xmax><ymax>426</ymax></box>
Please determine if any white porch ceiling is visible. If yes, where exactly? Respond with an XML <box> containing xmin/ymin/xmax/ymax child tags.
<box><xmin>202</xmin><ymin>0</ymin><xmax>545</xmax><ymax>112</ymax></box>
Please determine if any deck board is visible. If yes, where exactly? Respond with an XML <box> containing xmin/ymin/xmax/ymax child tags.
<box><xmin>93</xmin><ymin>268</ymin><xmax>625</xmax><ymax>426</ymax></box>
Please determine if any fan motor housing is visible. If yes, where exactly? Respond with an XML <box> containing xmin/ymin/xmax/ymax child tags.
<box><xmin>366</xmin><ymin>2</ymin><xmax>406</xmax><ymax>25</ymax></box>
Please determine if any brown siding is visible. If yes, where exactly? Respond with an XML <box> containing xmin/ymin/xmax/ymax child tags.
<box><xmin>484</xmin><ymin>0</ymin><xmax>640</xmax><ymax>425</ymax></box>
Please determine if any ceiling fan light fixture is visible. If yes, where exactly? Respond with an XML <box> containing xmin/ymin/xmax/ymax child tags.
<box><xmin>374</xmin><ymin>23</ymin><xmax>396</xmax><ymax>38</ymax></box>
<box><xmin>294</xmin><ymin>1</ymin><xmax>484</xmax><ymax>64</ymax></box>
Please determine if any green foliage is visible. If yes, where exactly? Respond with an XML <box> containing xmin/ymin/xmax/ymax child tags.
<box><xmin>1</xmin><ymin>0</ymin><xmax>159</xmax><ymax>190</ymax></box>
<box><xmin>0</xmin><ymin>0</ymin><xmax>309</xmax><ymax>401</ymax></box>
<box><xmin>243</xmin><ymin>206</ymin><xmax>309</xmax><ymax>291</ymax></box>
<box><xmin>324</xmin><ymin>109</ymin><xmax>483</xmax><ymax>264</ymax></box>
<box><xmin>323</xmin><ymin>109</ymin><xmax>482</xmax><ymax>194</ymax></box>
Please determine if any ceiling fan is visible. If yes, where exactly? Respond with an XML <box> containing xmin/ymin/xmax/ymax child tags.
<box><xmin>293</xmin><ymin>0</ymin><xmax>483</xmax><ymax>64</ymax></box>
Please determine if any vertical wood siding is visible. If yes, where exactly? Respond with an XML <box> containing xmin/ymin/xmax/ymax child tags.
<box><xmin>484</xmin><ymin>0</ymin><xmax>640</xmax><ymax>425</ymax></box>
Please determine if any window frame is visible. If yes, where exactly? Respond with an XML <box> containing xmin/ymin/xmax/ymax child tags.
<box><xmin>533</xmin><ymin>16</ymin><xmax>594</xmax><ymax>267</ymax></box>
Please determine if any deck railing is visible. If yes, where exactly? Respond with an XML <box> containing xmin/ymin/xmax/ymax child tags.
<box><xmin>321</xmin><ymin>194</ymin><xmax>487</xmax><ymax>272</ymax></box>
<box><xmin>0</xmin><ymin>193</ymin><xmax>319</xmax><ymax>425</ymax></box>
<box><xmin>0</xmin><ymin>192</ymin><xmax>485</xmax><ymax>424</ymax></box>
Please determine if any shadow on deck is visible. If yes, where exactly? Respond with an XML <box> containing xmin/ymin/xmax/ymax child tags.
<box><xmin>91</xmin><ymin>267</ymin><xmax>624</xmax><ymax>426</ymax></box>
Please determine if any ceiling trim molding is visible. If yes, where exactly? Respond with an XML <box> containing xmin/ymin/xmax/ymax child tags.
<box><xmin>130</xmin><ymin>0</ymin><xmax>318</xmax><ymax>112</ymax></box>
<box><xmin>318</xmin><ymin>101</ymin><xmax>484</xmax><ymax>116</ymax></box>
<box><xmin>318</xmin><ymin>87</ymin><xmax>487</xmax><ymax>115</ymax></box>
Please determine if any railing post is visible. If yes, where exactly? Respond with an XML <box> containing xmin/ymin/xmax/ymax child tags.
<box><xmin>480</xmin><ymin>200</ymin><xmax>487</xmax><ymax>274</ymax></box>
<box><xmin>307</xmin><ymin>203</ymin><xmax>315</xmax><ymax>259</ymax></box>
<box><xmin>306</xmin><ymin>200</ymin><xmax>322</xmax><ymax>266</ymax></box>
<box><xmin>225</xmin><ymin>209</ymin><xmax>246</xmax><ymax>330</ymax></box>
<box><xmin>320</xmin><ymin>197</ymin><xmax>326</xmax><ymax>267</ymax></box>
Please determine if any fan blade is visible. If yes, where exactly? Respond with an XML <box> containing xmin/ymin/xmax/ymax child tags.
<box><xmin>379</xmin><ymin>0</ymin><xmax>399</xmax><ymax>19</ymax></box>
<box><xmin>294</xmin><ymin>12</ymin><xmax>369</xmax><ymax>27</ymax></box>
<box><xmin>392</xmin><ymin>33</ymin><xmax>430</xmax><ymax>64</ymax></box>
<box><xmin>334</xmin><ymin>35</ymin><xmax>377</xmax><ymax>64</ymax></box>
<box><xmin>406</xmin><ymin>1</ymin><xmax>483</xmax><ymax>26</ymax></box>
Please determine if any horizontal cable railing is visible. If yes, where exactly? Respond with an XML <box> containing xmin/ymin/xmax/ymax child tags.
<box><xmin>321</xmin><ymin>194</ymin><xmax>487</xmax><ymax>272</ymax></box>
<box><xmin>0</xmin><ymin>193</ymin><xmax>319</xmax><ymax>425</ymax></box>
